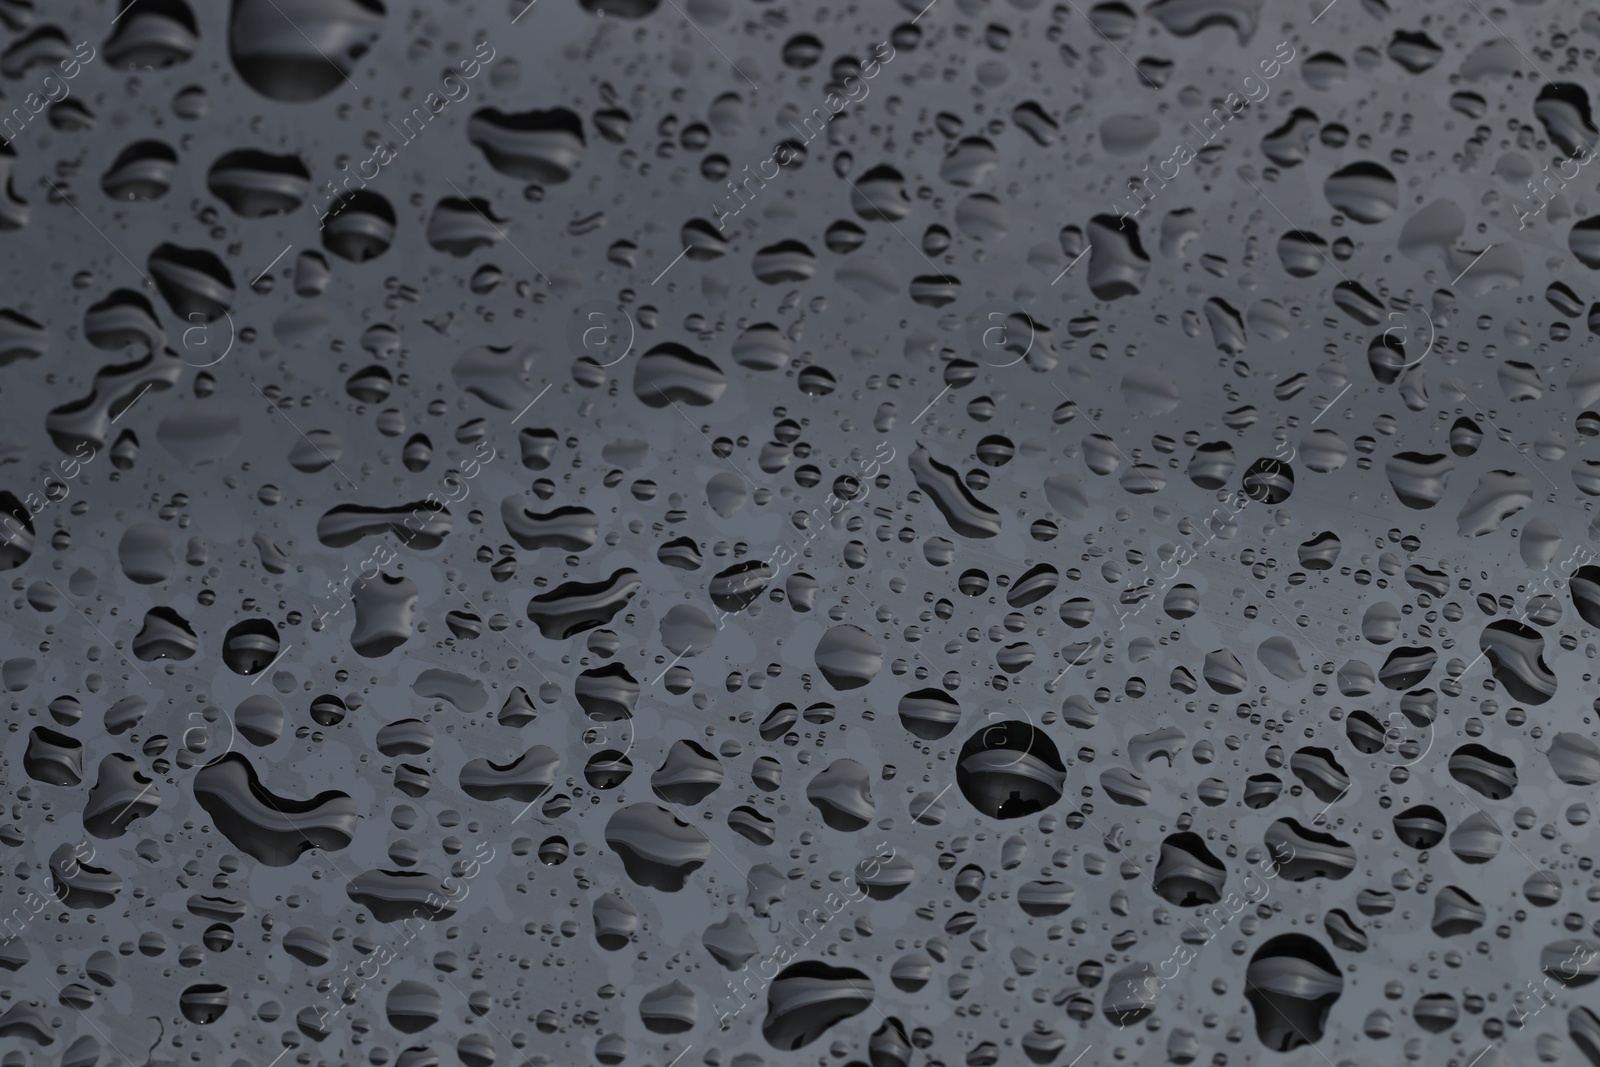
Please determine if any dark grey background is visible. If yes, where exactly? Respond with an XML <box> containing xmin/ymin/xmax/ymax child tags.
<box><xmin>1</xmin><ymin>0</ymin><xmax>1598</xmax><ymax>1065</ymax></box>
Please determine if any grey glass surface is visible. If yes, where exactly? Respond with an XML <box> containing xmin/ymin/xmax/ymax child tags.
<box><xmin>1</xmin><ymin>0</ymin><xmax>1598</xmax><ymax>1065</ymax></box>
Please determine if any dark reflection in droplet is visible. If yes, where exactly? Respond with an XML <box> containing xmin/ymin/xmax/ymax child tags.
<box><xmin>133</xmin><ymin>606</ymin><xmax>198</xmax><ymax>661</ymax></box>
<box><xmin>762</xmin><ymin>961</ymin><xmax>874</xmax><ymax>1050</ymax></box>
<box><xmin>320</xmin><ymin>189</ymin><xmax>395</xmax><ymax>262</ymax></box>
<box><xmin>178</xmin><ymin>983</ymin><xmax>228</xmax><ymax>1024</ymax></box>
<box><xmin>221</xmin><ymin>618</ymin><xmax>281</xmax><ymax>674</ymax></box>
<box><xmin>1245</xmin><ymin>935</ymin><xmax>1342</xmax><ymax>1050</ymax></box>
<box><xmin>604</xmin><ymin>803</ymin><xmax>709</xmax><ymax>891</ymax></box>
<box><xmin>206</xmin><ymin>149</ymin><xmax>310</xmax><ymax>217</ymax></box>
<box><xmin>956</xmin><ymin>721</ymin><xmax>1066</xmax><ymax>819</ymax></box>
<box><xmin>468</xmin><ymin>107</ymin><xmax>586</xmax><ymax>183</ymax></box>
<box><xmin>228</xmin><ymin>0</ymin><xmax>383</xmax><ymax>102</ymax></box>
<box><xmin>1152</xmin><ymin>831</ymin><xmax>1225</xmax><ymax>905</ymax></box>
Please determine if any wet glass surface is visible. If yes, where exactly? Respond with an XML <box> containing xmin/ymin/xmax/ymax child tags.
<box><xmin>2</xmin><ymin>0</ymin><xmax>1600</xmax><ymax>1065</ymax></box>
